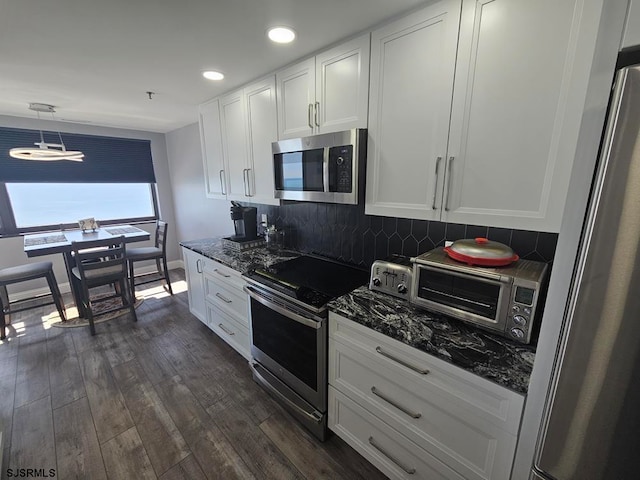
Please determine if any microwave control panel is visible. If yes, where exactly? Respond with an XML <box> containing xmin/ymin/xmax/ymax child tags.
<box><xmin>328</xmin><ymin>145</ymin><xmax>353</xmax><ymax>193</ymax></box>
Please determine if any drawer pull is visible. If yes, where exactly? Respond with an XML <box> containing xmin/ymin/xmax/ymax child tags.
<box><xmin>371</xmin><ymin>386</ymin><xmax>422</xmax><ymax>419</ymax></box>
<box><xmin>213</xmin><ymin>268</ymin><xmax>231</xmax><ymax>278</ymax></box>
<box><xmin>218</xmin><ymin>323</ymin><xmax>235</xmax><ymax>336</ymax></box>
<box><xmin>215</xmin><ymin>292</ymin><xmax>232</xmax><ymax>304</ymax></box>
<box><xmin>375</xmin><ymin>346</ymin><xmax>430</xmax><ymax>375</ymax></box>
<box><xmin>368</xmin><ymin>436</ymin><xmax>416</xmax><ymax>475</ymax></box>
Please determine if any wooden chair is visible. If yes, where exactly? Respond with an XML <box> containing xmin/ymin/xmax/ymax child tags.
<box><xmin>0</xmin><ymin>261</ymin><xmax>67</xmax><ymax>340</ymax></box>
<box><xmin>127</xmin><ymin>220</ymin><xmax>173</xmax><ymax>296</ymax></box>
<box><xmin>71</xmin><ymin>236</ymin><xmax>137</xmax><ymax>335</ymax></box>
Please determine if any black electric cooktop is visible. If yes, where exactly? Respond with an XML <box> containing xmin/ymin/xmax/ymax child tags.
<box><xmin>246</xmin><ymin>255</ymin><xmax>369</xmax><ymax>309</ymax></box>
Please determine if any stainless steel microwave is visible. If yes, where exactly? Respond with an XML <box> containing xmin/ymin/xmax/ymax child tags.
<box><xmin>411</xmin><ymin>248</ymin><xmax>548</xmax><ymax>344</ymax></box>
<box><xmin>272</xmin><ymin>128</ymin><xmax>366</xmax><ymax>204</ymax></box>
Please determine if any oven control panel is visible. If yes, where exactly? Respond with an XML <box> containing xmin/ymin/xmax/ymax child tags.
<box><xmin>369</xmin><ymin>255</ymin><xmax>413</xmax><ymax>300</ymax></box>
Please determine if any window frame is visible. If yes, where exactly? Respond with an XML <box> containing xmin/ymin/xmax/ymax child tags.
<box><xmin>0</xmin><ymin>182</ymin><xmax>159</xmax><ymax>237</ymax></box>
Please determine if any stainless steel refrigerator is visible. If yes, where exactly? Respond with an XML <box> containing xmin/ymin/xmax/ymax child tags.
<box><xmin>532</xmin><ymin>63</ymin><xmax>640</xmax><ymax>479</ymax></box>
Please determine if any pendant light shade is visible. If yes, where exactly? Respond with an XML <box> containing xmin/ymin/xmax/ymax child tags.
<box><xmin>9</xmin><ymin>104</ymin><xmax>84</xmax><ymax>162</ymax></box>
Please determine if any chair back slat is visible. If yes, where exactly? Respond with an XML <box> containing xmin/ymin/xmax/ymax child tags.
<box><xmin>72</xmin><ymin>237</ymin><xmax>127</xmax><ymax>282</ymax></box>
<box><xmin>156</xmin><ymin>220</ymin><xmax>168</xmax><ymax>253</ymax></box>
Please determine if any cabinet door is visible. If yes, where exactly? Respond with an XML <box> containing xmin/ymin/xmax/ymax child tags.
<box><xmin>442</xmin><ymin>0</ymin><xmax>585</xmax><ymax>231</ymax></box>
<box><xmin>182</xmin><ymin>248</ymin><xmax>206</xmax><ymax>322</ymax></box>
<box><xmin>198</xmin><ymin>99</ymin><xmax>226</xmax><ymax>199</ymax></box>
<box><xmin>365</xmin><ymin>0</ymin><xmax>461</xmax><ymax>220</ymax></box>
<box><xmin>315</xmin><ymin>34</ymin><xmax>370</xmax><ymax>134</ymax></box>
<box><xmin>244</xmin><ymin>76</ymin><xmax>279</xmax><ymax>205</ymax></box>
<box><xmin>276</xmin><ymin>57</ymin><xmax>315</xmax><ymax>140</ymax></box>
<box><xmin>220</xmin><ymin>90</ymin><xmax>249</xmax><ymax>201</ymax></box>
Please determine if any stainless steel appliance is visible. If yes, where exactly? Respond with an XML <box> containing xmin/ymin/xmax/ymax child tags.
<box><xmin>411</xmin><ymin>247</ymin><xmax>548</xmax><ymax>344</ymax></box>
<box><xmin>243</xmin><ymin>255</ymin><xmax>368</xmax><ymax>440</ymax></box>
<box><xmin>532</xmin><ymin>63</ymin><xmax>640</xmax><ymax>479</ymax></box>
<box><xmin>272</xmin><ymin>128</ymin><xmax>366</xmax><ymax>204</ymax></box>
<box><xmin>369</xmin><ymin>254</ymin><xmax>413</xmax><ymax>300</ymax></box>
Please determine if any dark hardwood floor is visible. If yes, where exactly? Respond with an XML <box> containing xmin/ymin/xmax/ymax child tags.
<box><xmin>0</xmin><ymin>270</ymin><xmax>387</xmax><ymax>480</ymax></box>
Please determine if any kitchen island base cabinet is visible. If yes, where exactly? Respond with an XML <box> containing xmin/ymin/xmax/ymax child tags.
<box><xmin>181</xmin><ymin>247</ymin><xmax>250</xmax><ymax>359</ymax></box>
<box><xmin>328</xmin><ymin>313</ymin><xmax>524</xmax><ymax>480</ymax></box>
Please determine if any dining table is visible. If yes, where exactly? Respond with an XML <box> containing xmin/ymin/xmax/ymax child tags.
<box><xmin>23</xmin><ymin>225</ymin><xmax>150</xmax><ymax>317</ymax></box>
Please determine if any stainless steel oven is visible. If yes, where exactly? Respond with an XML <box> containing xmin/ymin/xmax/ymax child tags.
<box><xmin>243</xmin><ymin>255</ymin><xmax>369</xmax><ymax>440</ymax></box>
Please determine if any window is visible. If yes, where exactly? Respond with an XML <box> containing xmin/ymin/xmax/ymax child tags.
<box><xmin>6</xmin><ymin>183</ymin><xmax>156</xmax><ymax>229</ymax></box>
<box><xmin>0</xmin><ymin>126</ymin><xmax>158</xmax><ymax>236</ymax></box>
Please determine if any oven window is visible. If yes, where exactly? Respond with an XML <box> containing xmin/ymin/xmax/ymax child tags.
<box><xmin>418</xmin><ymin>269</ymin><xmax>501</xmax><ymax>319</ymax></box>
<box><xmin>250</xmin><ymin>298</ymin><xmax>318</xmax><ymax>389</ymax></box>
<box><xmin>274</xmin><ymin>149</ymin><xmax>324</xmax><ymax>191</ymax></box>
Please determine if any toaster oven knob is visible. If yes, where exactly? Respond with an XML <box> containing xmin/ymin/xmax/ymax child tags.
<box><xmin>510</xmin><ymin>328</ymin><xmax>525</xmax><ymax>339</ymax></box>
<box><xmin>397</xmin><ymin>283</ymin><xmax>408</xmax><ymax>294</ymax></box>
<box><xmin>512</xmin><ymin>305</ymin><xmax>520</xmax><ymax>313</ymax></box>
<box><xmin>372</xmin><ymin>277</ymin><xmax>381</xmax><ymax>287</ymax></box>
<box><xmin>513</xmin><ymin>314</ymin><xmax>527</xmax><ymax>326</ymax></box>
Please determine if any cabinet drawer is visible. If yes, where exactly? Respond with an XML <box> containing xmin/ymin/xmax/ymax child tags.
<box><xmin>202</xmin><ymin>259</ymin><xmax>245</xmax><ymax>289</ymax></box>
<box><xmin>330</xmin><ymin>336</ymin><xmax>517</xmax><ymax>480</ymax></box>
<box><xmin>329</xmin><ymin>386</ymin><xmax>464</xmax><ymax>480</ymax></box>
<box><xmin>204</xmin><ymin>273</ymin><xmax>248</xmax><ymax>325</ymax></box>
<box><xmin>329</xmin><ymin>313</ymin><xmax>524</xmax><ymax>433</ymax></box>
<box><xmin>205</xmin><ymin>303</ymin><xmax>250</xmax><ymax>360</ymax></box>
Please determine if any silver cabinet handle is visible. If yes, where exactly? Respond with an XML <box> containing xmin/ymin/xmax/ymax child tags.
<box><xmin>314</xmin><ymin>101</ymin><xmax>320</xmax><ymax>127</ymax></box>
<box><xmin>219</xmin><ymin>169</ymin><xmax>226</xmax><ymax>195</ymax></box>
<box><xmin>196</xmin><ymin>259</ymin><xmax>202</xmax><ymax>273</ymax></box>
<box><xmin>432</xmin><ymin>156</ymin><xmax>442</xmax><ymax>210</ymax></box>
<box><xmin>213</xmin><ymin>268</ymin><xmax>231</xmax><ymax>278</ymax></box>
<box><xmin>215</xmin><ymin>292</ymin><xmax>232</xmax><ymax>304</ymax></box>
<box><xmin>371</xmin><ymin>386</ymin><xmax>422</xmax><ymax>419</ymax></box>
<box><xmin>218</xmin><ymin>323</ymin><xmax>235</xmax><ymax>336</ymax></box>
<box><xmin>242</xmin><ymin>168</ymin><xmax>249</xmax><ymax>196</ymax></box>
<box><xmin>308</xmin><ymin>103</ymin><xmax>314</xmax><ymax>129</ymax></box>
<box><xmin>375</xmin><ymin>346</ymin><xmax>430</xmax><ymax>375</ymax></box>
<box><xmin>368</xmin><ymin>436</ymin><xmax>416</xmax><ymax>475</ymax></box>
<box><xmin>244</xmin><ymin>168</ymin><xmax>253</xmax><ymax>196</ymax></box>
<box><xmin>444</xmin><ymin>156</ymin><xmax>454</xmax><ymax>211</ymax></box>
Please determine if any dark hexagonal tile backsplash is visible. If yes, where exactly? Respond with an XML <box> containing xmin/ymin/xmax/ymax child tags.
<box><xmin>249</xmin><ymin>202</ymin><xmax>558</xmax><ymax>268</ymax></box>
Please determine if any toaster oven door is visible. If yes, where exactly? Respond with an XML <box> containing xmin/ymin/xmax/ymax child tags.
<box><xmin>412</xmin><ymin>265</ymin><xmax>512</xmax><ymax>332</ymax></box>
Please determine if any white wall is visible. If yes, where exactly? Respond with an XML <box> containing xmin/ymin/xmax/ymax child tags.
<box><xmin>165</xmin><ymin>122</ymin><xmax>233</xmax><ymax>246</ymax></box>
<box><xmin>0</xmin><ymin>114</ymin><xmax>179</xmax><ymax>297</ymax></box>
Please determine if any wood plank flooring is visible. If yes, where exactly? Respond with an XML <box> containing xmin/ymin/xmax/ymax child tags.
<box><xmin>0</xmin><ymin>270</ymin><xmax>388</xmax><ymax>480</ymax></box>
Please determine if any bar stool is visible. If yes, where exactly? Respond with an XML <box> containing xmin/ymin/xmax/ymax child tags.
<box><xmin>0</xmin><ymin>261</ymin><xmax>67</xmax><ymax>340</ymax></box>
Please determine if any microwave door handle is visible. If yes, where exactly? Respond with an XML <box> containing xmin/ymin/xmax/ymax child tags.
<box><xmin>243</xmin><ymin>285</ymin><xmax>323</xmax><ymax>329</ymax></box>
<box><xmin>323</xmin><ymin>146</ymin><xmax>330</xmax><ymax>193</ymax></box>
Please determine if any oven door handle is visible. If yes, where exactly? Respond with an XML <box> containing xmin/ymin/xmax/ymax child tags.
<box><xmin>250</xmin><ymin>362</ymin><xmax>323</xmax><ymax>423</ymax></box>
<box><xmin>243</xmin><ymin>285</ymin><xmax>324</xmax><ymax>329</ymax></box>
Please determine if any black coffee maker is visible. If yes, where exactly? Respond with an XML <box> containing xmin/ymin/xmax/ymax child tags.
<box><xmin>229</xmin><ymin>201</ymin><xmax>258</xmax><ymax>241</ymax></box>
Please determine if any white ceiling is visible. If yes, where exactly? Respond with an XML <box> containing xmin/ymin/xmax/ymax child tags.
<box><xmin>0</xmin><ymin>0</ymin><xmax>426</xmax><ymax>133</ymax></box>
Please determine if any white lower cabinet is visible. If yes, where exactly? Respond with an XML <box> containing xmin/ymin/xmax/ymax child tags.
<box><xmin>182</xmin><ymin>247</ymin><xmax>250</xmax><ymax>359</ymax></box>
<box><xmin>328</xmin><ymin>313</ymin><xmax>524</xmax><ymax>480</ymax></box>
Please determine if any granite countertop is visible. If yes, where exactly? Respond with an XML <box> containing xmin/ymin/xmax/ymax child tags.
<box><xmin>328</xmin><ymin>286</ymin><xmax>536</xmax><ymax>395</ymax></box>
<box><xmin>180</xmin><ymin>237</ymin><xmax>300</xmax><ymax>274</ymax></box>
<box><xmin>181</xmin><ymin>237</ymin><xmax>535</xmax><ymax>395</ymax></box>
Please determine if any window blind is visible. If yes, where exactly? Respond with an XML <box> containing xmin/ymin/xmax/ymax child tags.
<box><xmin>0</xmin><ymin>127</ymin><xmax>156</xmax><ymax>183</ymax></box>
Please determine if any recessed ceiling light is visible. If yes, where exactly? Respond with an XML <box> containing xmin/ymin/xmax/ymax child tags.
<box><xmin>202</xmin><ymin>71</ymin><xmax>224</xmax><ymax>81</ymax></box>
<box><xmin>268</xmin><ymin>27</ymin><xmax>296</xmax><ymax>44</ymax></box>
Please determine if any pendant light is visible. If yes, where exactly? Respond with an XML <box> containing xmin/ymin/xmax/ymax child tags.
<box><xmin>9</xmin><ymin>103</ymin><xmax>84</xmax><ymax>162</ymax></box>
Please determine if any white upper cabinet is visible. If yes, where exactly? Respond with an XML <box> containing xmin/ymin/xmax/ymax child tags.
<box><xmin>207</xmin><ymin>77</ymin><xmax>279</xmax><ymax>205</ymax></box>
<box><xmin>198</xmin><ymin>99</ymin><xmax>226</xmax><ymax>199</ymax></box>
<box><xmin>276</xmin><ymin>34</ymin><xmax>370</xmax><ymax>139</ymax></box>
<box><xmin>441</xmin><ymin>0</ymin><xmax>587</xmax><ymax>231</ymax></box>
<box><xmin>367</xmin><ymin>0</ymin><xmax>598</xmax><ymax>232</ymax></box>
<box><xmin>366</xmin><ymin>0</ymin><xmax>461</xmax><ymax>220</ymax></box>
<box><xmin>220</xmin><ymin>90</ymin><xmax>248</xmax><ymax>201</ymax></box>
<box><xmin>622</xmin><ymin>0</ymin><xmax>640</xmax><ymax>49</ymax></box>
<box><xmin>244</xmin><ymin>76</ymin><xmax>280</xmax><ymax>205</ymax></box>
